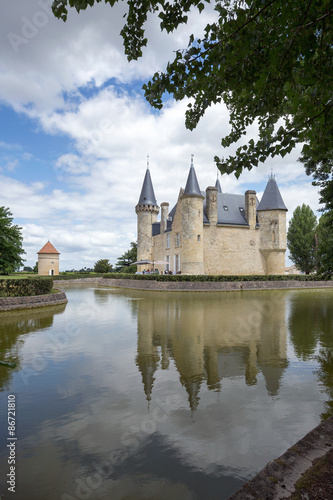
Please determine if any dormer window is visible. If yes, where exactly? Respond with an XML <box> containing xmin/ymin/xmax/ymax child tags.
<box><xmin>223</xmin><ymin>206</ymin><xmax>228</xmax><ymax>211</ymax></box>
<box><xmin>239</xmin><ymin>207</ymin><xmax>244</xmax><ymax>212</ymax></box>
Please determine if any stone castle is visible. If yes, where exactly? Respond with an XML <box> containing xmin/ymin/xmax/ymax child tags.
<box><xmin>136</xmin><ymin>159</ymin><xmax>288</xmax><ymax>275</ymax></box>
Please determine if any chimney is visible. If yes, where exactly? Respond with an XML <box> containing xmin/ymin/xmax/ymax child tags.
<box><xmin>206</xmin><ymin>187</ymin><xmax>218</xmax><ymax>224</ymax></box>
<box><xmin>245</xmin><ymin>190</ymin><xmax>257</xmax><ymax>229</ymax></box>
<box><xmin>160</xmin><ymin>202</ymin><xmax>169</xmax><ymax>231</ymax></box>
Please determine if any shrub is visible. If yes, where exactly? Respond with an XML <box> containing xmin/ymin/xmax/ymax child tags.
<box><xmin>0</xmin><ymin>278</ymin><xmax>53</xmax><ymax>297</ymax></box>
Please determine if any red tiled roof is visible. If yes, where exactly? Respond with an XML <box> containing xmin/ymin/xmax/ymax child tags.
<box><xmin>37</xmin><ymin>241</ymin><xmax>60</xmax><ymax>254</ymax></box>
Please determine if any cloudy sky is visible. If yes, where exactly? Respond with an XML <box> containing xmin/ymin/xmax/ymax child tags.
<box><xmin>0</xmin><ymin>0</ymin><xmax>321</xmax><ymax>270</ymax></box>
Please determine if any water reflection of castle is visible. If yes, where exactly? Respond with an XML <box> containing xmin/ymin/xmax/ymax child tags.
<box><xmin>134</xmin><ymin>292</ymin><xmax>288</xmax><ymax>411</ymax></box>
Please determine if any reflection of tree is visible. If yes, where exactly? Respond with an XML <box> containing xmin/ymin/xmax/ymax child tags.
<box><xmin>316</xmin><ymin>350</ymin><xmax>333</xmax><ymax>420</ymax></box>
<box><xmin>134</xmin><ymin>291</ymin><xmax>288</xmax><ymax>411</ymax></box>
<box><xmin>288</xmin><ymin>290</ymin><xmax>333</xmax><ymax>418</ymax></box>
<box><xmin>93</xmin><ymin>288</ymin><xmax>110</xmax><ymax>304</ymax></box>
<box><xmin>288</xmin><ymin>292</ymin><xmax>324</xmax><ymax>360</ymax></box>
<box><xmin>0</xmin><ymin>305</ymin><xmax>66</xmax><ymax>391</ymax></box>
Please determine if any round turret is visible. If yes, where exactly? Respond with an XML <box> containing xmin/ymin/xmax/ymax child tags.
<box><xmin>136</xmin><ymin>168</ymin><xmax>159</xmax><ymax>268</ymax></box>
<box><xmin>180</xmin><ymin>160</ymin><xmax>204</xmax><ymax>274</ymax></box>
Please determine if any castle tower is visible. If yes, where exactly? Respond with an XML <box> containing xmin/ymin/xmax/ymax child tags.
<box><xmin>180</xmin><ymin>158</ymin><xmax>205</xmax><ymax>274</ymax></box>
<box><xmin>245</xmin><ymin>189</ymin><xmax>257</xmax><ymax>229</ymax></box>
<box><xmin>37</xmin><ymin>241</ymin><xmax>60</xmax><ymax>276</ymax></box>
<box><xmin>206</xmin><ymin>186</ymin><xmax>218</xmax><ymax>224</ymax></box>
<box><xmin>257</xmin><ymin>174</ymin><xmax>288</xmax><ymax>274</ymax></box>
<box><xmin>135</xmin><ymin>165</ymin><xmax>159</xmax><ymax>270</ymax></box>
<box><xmin>160</xmin><ymin>202</ymin><xmax>169</xmax><ymax>231</ymax></box>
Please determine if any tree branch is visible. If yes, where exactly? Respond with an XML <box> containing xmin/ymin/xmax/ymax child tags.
<box><xmin>278</xmin><ymin>0</ymin><xmax>313</xmax><ymax>72</ymax></box>
<box><xmin>186</xmin><ymin>0</ymin><xmax>279</xmax><ymax>64</ymax></box>
<box><xmin>302</xmin><ymin>8</ymin><xmax>333</xmax><ymax>28</ymax></box>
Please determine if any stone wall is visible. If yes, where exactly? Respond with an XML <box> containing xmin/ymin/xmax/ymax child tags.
<box><xmin>0</xmin><ymin>290</ymin><xmax>68</xmax><ymax>311</ymax></box>
<box><xmin>152</xmin><ymin>190</ymin><xmax>183</xmax><ymax>274</ymax></box>
<box><xmin>100</xmin><ymin>278</ymin><xmax>333</xmax><ymax>292</ymax></box>
<box><xmin>203</xmin><ymin>224</ymin><xmax>265</xmax><ymax>275</ymax></box>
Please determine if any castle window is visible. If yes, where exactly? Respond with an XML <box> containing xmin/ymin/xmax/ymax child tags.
<box><xmin>166</xmin><ymin>233</ymin><xmax>170</xmax><ymax>249</ymax></box>
<box><xmin>165</xmin><ymin>256</ymin><xmax>170</xmax><ymax>272</ymax></box>
<box><xmin>176</xmin><ymin>233</ymin><xmax>180</xmax><ymax>247</ymax></box>
<box><xmin>175</xmin><ymin>254</ymin><xmax>180</xmax><ymax>273</ymax></box>
<box><xmin>197</xmin><ymin>235</ymin><xmax>201</xmax><ymax>242</ymax></box>
<box><xmin>223</xmin><ymin>205</ymin><xmax>228</xmax><ymax>211</ymax></box>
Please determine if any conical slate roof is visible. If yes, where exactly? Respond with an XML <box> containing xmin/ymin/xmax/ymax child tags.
<box><xmin>183</xmin><ymin>162</ymin><xmax>202</xmax><ymax>197</ymax></box>
<box><xmin>215</xmin><ymin>177</ymin><xmax>222</xmax><ymax>193</ymax></box>
<box><xmin>137</xmin><ymin>168</ymin><xmax>158</xmax><ymax>206</ymax></box>
<box><xmin>257</xmin><ymin>175</ymin><xmax>287</xmax><ymax>211</ymax></box>
<box><xmin>37</xmin><ymin>241</ymin><xmax>60</xmax><ymax>254</ymax></box>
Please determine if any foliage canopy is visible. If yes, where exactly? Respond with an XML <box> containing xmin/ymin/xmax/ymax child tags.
<box><xmin>94</xmin><ymin>258</ymin><xmax>113</xmax><ymax>273</ymax></box>
<box><xmin>52</xmin><ymin>0</ymin><xmax>333</xmax><ymax>179</ymax></box>
<box><xmin>316</xmin><ymin>214</ymin><xmax>333</xmax><ymax>277</ymax></box>
<box><xmin>0</xmin><ymin>207</ymin><xmax>25</xmax><ymax>274</ymax></box>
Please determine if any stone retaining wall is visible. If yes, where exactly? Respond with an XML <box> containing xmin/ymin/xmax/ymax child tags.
<box><xmin>0</xmin><ymin>290</ymin><xmax>68</xmax><ymax>311</ymax></box>
<box><xmin>53</xmin><ymin>277</ymin><xmax>333</xmax><ymax>292</ymax></box>
<box><xmin>94</xmin><ymin>278</ymin><xmax>332</xmax><ymax>292</ymax></box>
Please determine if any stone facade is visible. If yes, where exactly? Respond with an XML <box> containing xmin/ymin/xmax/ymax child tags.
<box><xmin>136</xmin><ymin>162</ymin><xmax>288</xmax><ymax>275</ymax></box>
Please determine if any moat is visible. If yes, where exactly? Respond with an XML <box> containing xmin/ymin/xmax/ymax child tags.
<box><xmin>0</xmin><ymin>285</ymin><xmax>332</xmax><ymax>499</ymax></box>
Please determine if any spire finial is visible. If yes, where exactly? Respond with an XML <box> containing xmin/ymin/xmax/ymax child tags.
<box><xmin>147</xmin><ymin>154</ymin><xmax>150</xmax><ymax>169</ymax></box>
<box><xmin>270</xmin><ymin>168</ymin><xmax>275</xmax><ymax>179</ymax></box>
<box><xmin>191</xmin><ymin>154</ymin><xmax>194</xmax><ymax>166</ymax></box>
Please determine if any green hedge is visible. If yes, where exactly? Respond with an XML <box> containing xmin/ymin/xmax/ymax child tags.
<box><xmin>0</xmin><ymin>278</ymin><xmax>53</xmax><ymax>297</ymax></box>
<box><xmin>103</xmin><ymin>273</ymin><xmax>331</xmax><ymax>282</ymax></box>
<box><xmin>52</xmin><ymin>273</ymin><xmax>106</xmax><ymax>280</ymax></box>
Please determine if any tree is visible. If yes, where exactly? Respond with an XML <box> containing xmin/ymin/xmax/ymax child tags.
<box><xmin>316</xmin><ymin>214</ymin><xmax>333</xmax><ymax>277</ymax></box>
<box><xmin>52</xmin><ymin>1</ymin><xmax>333</xmax><ymax>179</ymax></box>
<box><xmin>287</xmin><ymin>204</ymin><xmax>317</xmax><ymax>275</ymax></box>
<box><xmin>94</xmin><ymin>259</ymin><xmax>113</xmax><ymax>273</ymax></box>
<box><xmin>0</xmin><ymin>207</ymin><xmax>25</xmax><ymax>274</ymax></box>
<box><xmin>115</xmin><ymin>241</ymin><xmax>137</xmax><ymax>272</ymax></box>
<box><xmin>33</xmin><ymin>262</ymin><xmax>38</xmax><ymax>273</ymax></box>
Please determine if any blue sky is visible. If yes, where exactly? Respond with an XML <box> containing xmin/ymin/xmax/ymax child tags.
<box><xmin>0</xmin><ymin>0</ymin><xmax>321</xmax><ymax>270</ymax></box>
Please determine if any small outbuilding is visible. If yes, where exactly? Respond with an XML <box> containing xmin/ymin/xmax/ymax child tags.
<box><xmin>37</xmin><ymin>241</ymin><xmax>60</xmax><ymax>276</ymax></box>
